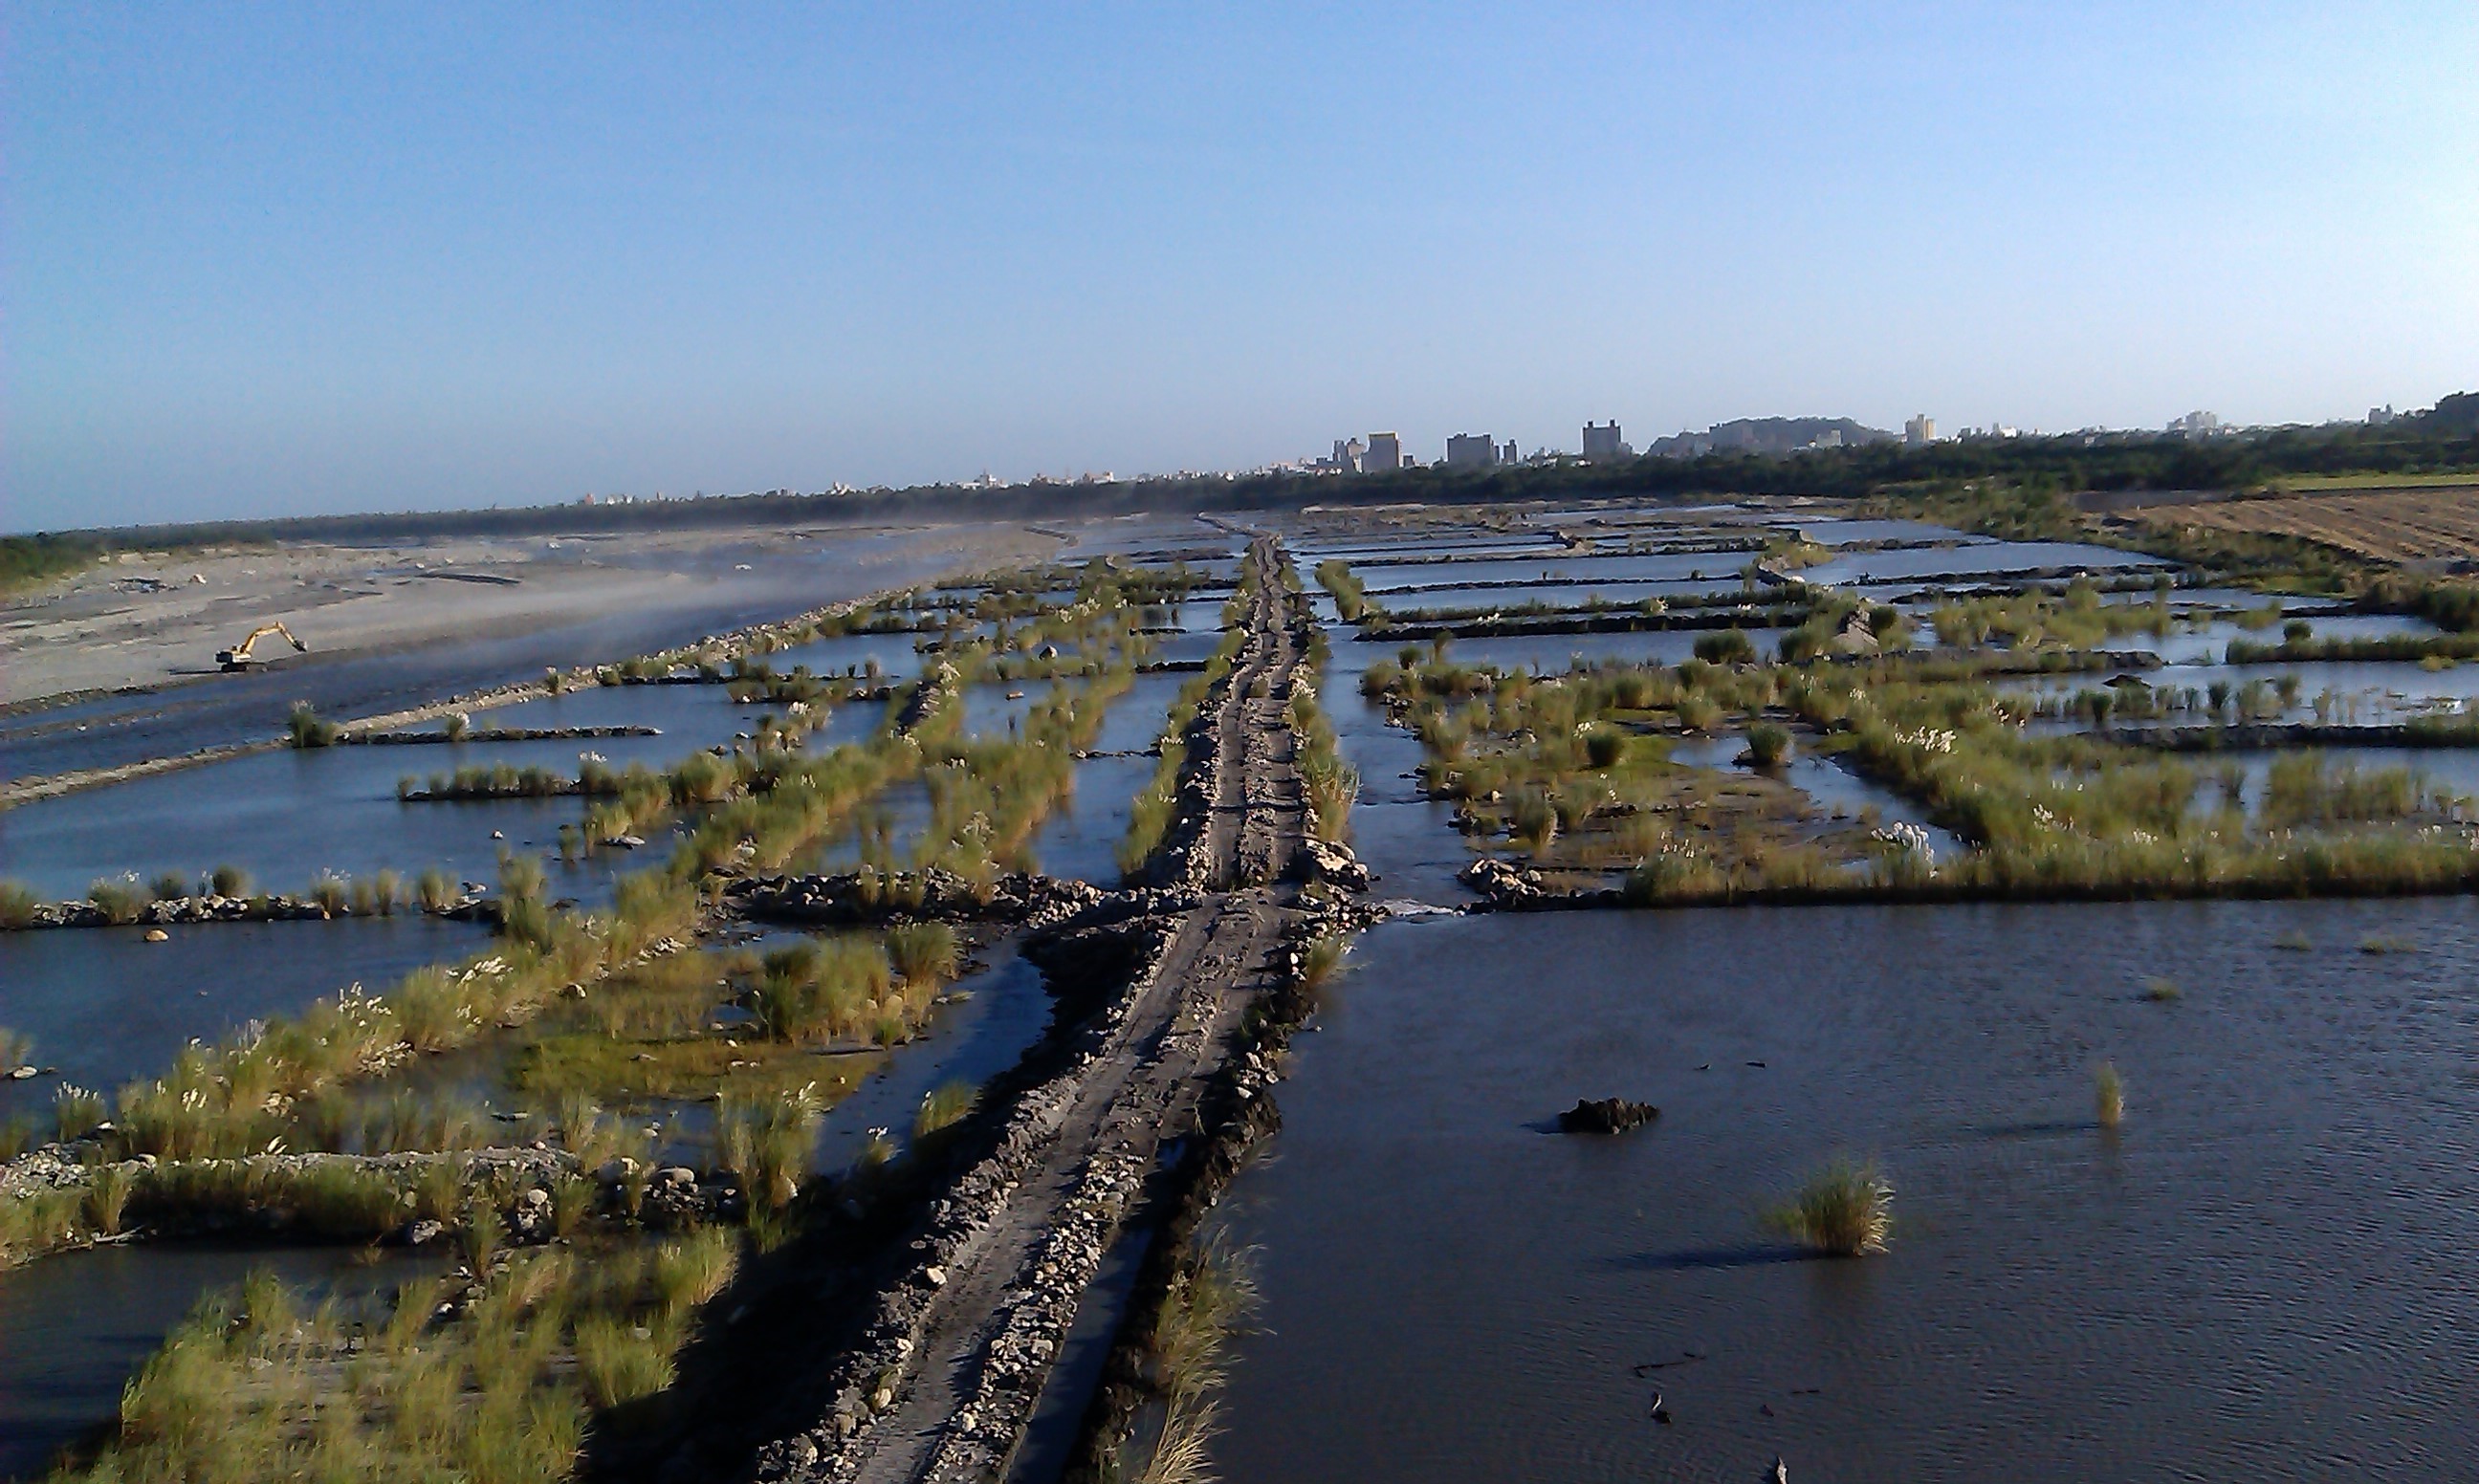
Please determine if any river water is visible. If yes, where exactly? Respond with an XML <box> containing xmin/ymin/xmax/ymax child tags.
<box><xmin>1213</xmin><ymin>900</ymin><xmax>2479</xmax><ymax>1482</ymax></box>
<box><xmin>0</xmin><ymin>532</ymin><xmax>954</xmax><ymax>782</ymax></box>
<box><xmin>0</xmin><ymin>1244</ymin><xmax>443</xmax><ymax>1479</ymax></box>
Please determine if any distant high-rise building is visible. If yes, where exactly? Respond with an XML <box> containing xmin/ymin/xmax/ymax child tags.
<box><xmin>1445</xmin><ymin>432</ymin><xmax>1499</xmax><ymax>468</ymax></box>
<box><xmin>2368</xmin><ymin>404</ymin><xmax>2398</xmax><ymax>426</ymax></box>
<box><xmin>1582</xmin><ymin>420</ymin><xmax>1630</xmax><ymax>459</ymax></box>
<box><xmin>1363</xmin><ymin>432</ymin><xmax>1402</xmax><ymax>472</ymax></box>
<box><xmin>1904</xmin><ymin>414</ymin><xmax>1936</xmax><ymax>447</ymax></box>
<box><xmin>1501</xmin><ymin>440</ymin><xmax>1520</xmax><ymax>465</ymax></box>
<box><xmin>2168</xmin><ymin>410</ymin><xmax>2222</xmax><ymax>437</ymax></box>
<box><xmin>1332</xmin><ymin>436</ymin><xmax>1367</xmax><ymax>472</ymax></box>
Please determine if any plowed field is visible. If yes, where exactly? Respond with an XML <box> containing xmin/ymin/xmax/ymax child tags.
<box><xmin>2136</xmin><ymin>487</ymin><xmax>2479</xmax><ymax>564</ymax></box>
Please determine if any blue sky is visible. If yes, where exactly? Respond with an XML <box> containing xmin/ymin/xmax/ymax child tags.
<box><xmin>9</xmin><ymin>3</ymin><xmax>2477</xmax><ymax>531</ymax></box>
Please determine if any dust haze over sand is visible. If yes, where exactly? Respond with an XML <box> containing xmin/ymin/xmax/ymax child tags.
<box><xmin>0</xmin><ymin>518</ymin><xmax>1063</xmax><ymax>782</ymax></box>
<box><xmin>4</xmin><ymin>522</ymin><xmax>1058</xmax><ymax>706</ymax></box>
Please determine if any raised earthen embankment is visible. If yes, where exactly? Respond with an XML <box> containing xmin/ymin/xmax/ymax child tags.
<box><xmin>743</xmin><ymin>537</ymin><xmax>1349</xmax><ymax>1484</ymax></box>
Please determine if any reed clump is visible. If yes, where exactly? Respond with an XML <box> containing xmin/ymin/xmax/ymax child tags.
<box><xmin>752</xmin><ymin>935</ymin><xmax>897</xmax><ymax>1044</ymax></box>
<box><xmin>1744</xmin><ymin>721</ymin><xmax>1791</xmax><ymax>767</ymax></box>
<box><xmin>1766</xmin><ymin>1160</ymin><xmax>1894</xmax><ymax>1256</ymax></box>
<box><xmin>2095</xmin><ymin>1062</ymin><xmax>2124</xmax><ymax>1128</ymax></box>
<box><xmin>60</xmin><ymin>1228</ymin><xmax>736</xmax><ymax>1482</ymax></box>
<box><xmin>1109</xmin><ymin>1237</ymin><xmax>1260</xmax><ymax>1484</ymax></box>
<box><xmin>0</xmin><ymin>881</ymin><xmax>37</xmax><ymax>928</ymax></box>
<box><xmin>0</xmin><ymin>1187</ymin><xmax>89</xmax><ymax>1266</ymax></box>
<box><xmin>414</xmin><ymin>866</ymin><xmax>457</xmax><ymax>912</ymax></box>
<box><xmin>1291</xmin><ymin>682</ymin><xmax>1359</xmax><ymax>843</ymax></box>
<box><xmin>886</xmin><ymin>920</ymin><xmax>960</xmax><ymax>990</ymax></box>
<box><xmin>97</xmin><ymin>871</ymin><xmax>697</xmax><ymax>1161</ymax></box>
<box><xmin>714</xmin><ymin>1083</ymin><xmax>822</xmax><ymax>1211</ymax></box>
<box><xmin>285</xmin><ymin>703</ymin><xmax>341</xmax><ymax>748</ymax></box>
<box><xmin>88</xmin><ymin>877</ymin><xmax>147</xmax><ymax>925</ymax></box>
<box><xmin>55</xmin><ymin>1082</ymin><xmax>105</xmax><ymax>1142</ymax></box>
<box><xmin>1300</xmin><ymin>933</ymin><xmax>1348</xmax><ymax>987</ymax></box>
<box><xmin>912</xmin><ymin>1079</ymin><xmax>978</xmax><ymax>1143</ymax></box>
<box><xmin>1314</xmin><ymin>559</ymin><xmax>1373</xmax><ymax>623</ymax></box>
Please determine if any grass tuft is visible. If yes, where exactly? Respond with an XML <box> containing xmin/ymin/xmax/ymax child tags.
<box><xmin>912</xmin><ymin>1079</ymin><xmax>978</xmax><ymax>1142</ymax></box>
<box><xmin>1766</xmin><ymin>1160</ymin><xmax>1894</xmax><ymax>1256</ymax></box>
<box><xmin>1300</xmin><ymin>934</ymin><xmax>1348</xmax><ymax>987</ymax></box>
<box><xmin>2095</xmin><ymin>1062</ymin><xmax>2124</xmax><ymax>1128</ymax></box>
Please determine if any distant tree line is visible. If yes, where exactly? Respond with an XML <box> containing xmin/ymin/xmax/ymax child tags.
<box><xmin>6</xmin><ymin>394</ymin><xmax>2475</xmax><ymax>582</ymax></box>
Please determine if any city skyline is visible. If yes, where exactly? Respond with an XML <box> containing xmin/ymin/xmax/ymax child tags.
<box><xmin>10</xmin><ymin>5</ymin><xmax>2476</xmax><ymax>530</ymax></box>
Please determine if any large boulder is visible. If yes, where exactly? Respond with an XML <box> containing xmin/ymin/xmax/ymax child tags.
<box><xmin>1298</xmin><ymin>838</ymin><xmax>1371</xmax><ymax>893</ymax></box>
<box><xmin>1459</xmin><ymin>856</ymin><xmax>1547</xmax><ymax>905</ymax></box>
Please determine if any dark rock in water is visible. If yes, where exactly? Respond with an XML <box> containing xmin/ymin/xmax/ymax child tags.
<box><xmin>1557</xmin><ymin>1097</ymin><xmax>1658</xmax><ymax>1134</ymax></box>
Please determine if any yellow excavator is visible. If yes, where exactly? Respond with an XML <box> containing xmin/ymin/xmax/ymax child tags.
<box><xmin>217</xmin><ymin>622</ymin><xmax>309</xmax><ymax>671</ymax></box>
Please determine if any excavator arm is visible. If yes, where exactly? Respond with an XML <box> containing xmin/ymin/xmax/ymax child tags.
<box><xmin>217</xmin><ymin>622</ymin><xmax>310</xmax><ymax>671</ymax></box>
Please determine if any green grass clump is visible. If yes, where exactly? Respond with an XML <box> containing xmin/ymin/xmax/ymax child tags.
<box><xmin>1766</xmin><ymin>1160</ymin><xmax>1894</xmax><ymax>1256</ymax></box>
<box><xmin>1291</xmin><ymin>681</ymin><xmax>1359</xmax><ymax>844</ymax></box>
<box><xmin>0</xmin><ymin>880</ymin><xmax>37</xmax><ymax>928</ymax></box>
<box><xmin>55</xmin><ymin>1082</ymin><xmax>104</xmax><ymax>1142</ymax></box>
<box><xmin>130</xmin><ymin>1159</ymin><xmax>405</xmax><ymax>1240</ymax></box>
<box><xmin>2143</xmin><ymin>977</ymin><xmax>2182</xmax><ymax>1002</ymax></box>
<box><xmin>286</xmin><ymin>703</ymin><xmax>341</xmax><ymax>748</ymax></box>
<box><xmin>88</xmin><ymin>878</ymin><xmax>147</xmax><ymax>925</ymax></box>
<box><xmin>85</xmin><ymin>1164</ymin><xmax>136</xmax><ymax>1235</ymax></box>
<box><xmin>1693</xmin><ymin>628</ymin><xmax>1756</xmax><ymax>665</ymax></box>
<box><xmin>1314</xmin><ymin>559</ymin><xmax>1372</xmax><ymax>623</ymax></box>
<box><xmin>912</xmin><ymin>1079</ymin><xmax>978</xmax><ymax>1142</ymax></box>
<box><xmin>886</xmin><ymin>920</ymin><xmax>959</xmax><ymax>990</ymax></box>
<box><xmin>1300</xmin><ymin>934</ymin><xmax>1348</xmax><ymax>987</ymax></box>
<box><xmin>575</xmin><ymin>1314</ymin><xmax>677</xmax><ymax>1409</ymax></box>
<box><xmin>1118</xmin><ymin>738</ymin><xmax>1189</xmax><ymax>876</ymax></box>
<box><xmin>0</xmin><ymin>1027</ymin><xmax>30</xmax><ymax>1071</ymax></box>
<box><xmin>1100</xmin><ymin>1236</ymin><xmax>1260</xmax><ymax>1484</ymax></box>
<box><xmin>59</xmin><ymin>1228</ymin><xmax>735</xmax><ymax>1482</ymax></box>
<box><xmin>208</xmin><ymin>863</ymin><xmax>251</xmax><ymax>898</ymax></box>
<box><xmin>752</xmin><ymin>935</ymin><xmax>897</xmax><ymax>1044</ymax></box>
<box><xmin>0</xmin><ymin>1187</ymin><xmax>90</xmax><ymax>1266</ymax></box>
<box><xmin>1744</xmin><ymin>722</ymin><xmax>1791</xmax><ymax>768</ymax></box>
<box><xmin>714</xmin><ymin>1083</ymin><xmax>822</xmax><ymax>1211</ymax></box>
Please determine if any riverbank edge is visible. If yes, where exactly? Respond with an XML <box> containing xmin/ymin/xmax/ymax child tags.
<box><xmin>0</xmin><ymin>582</ymin><xmax>910</xmax><ymax>809</ymax></box>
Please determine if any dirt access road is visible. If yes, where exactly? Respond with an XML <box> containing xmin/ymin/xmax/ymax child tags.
<box><xmin>772</xmin><ymin>538</ymin><xmax>1308</xmax><ymax>1484</ymax></box>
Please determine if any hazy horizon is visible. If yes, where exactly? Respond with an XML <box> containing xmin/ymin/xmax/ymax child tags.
<box><xmin>11</xmin><ymin>4</ymin><xmax>2476</xmax><ymax>532</ymax></box>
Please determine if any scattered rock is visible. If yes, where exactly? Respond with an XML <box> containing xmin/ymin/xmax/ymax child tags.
<box><xmin>143</xmin><ymin>928</ymin><xmax>170</xmax><ymax>943</ymax></box>
<box><xmin>1297</xmin><ymin>838</ymin><xmax>1371</xmax><ymax>892</ymax></box>
<box><xmin>1557</xmin><ymin>1097</ymin><xmax>1659</xmax><ymax>1134</ymax></box>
